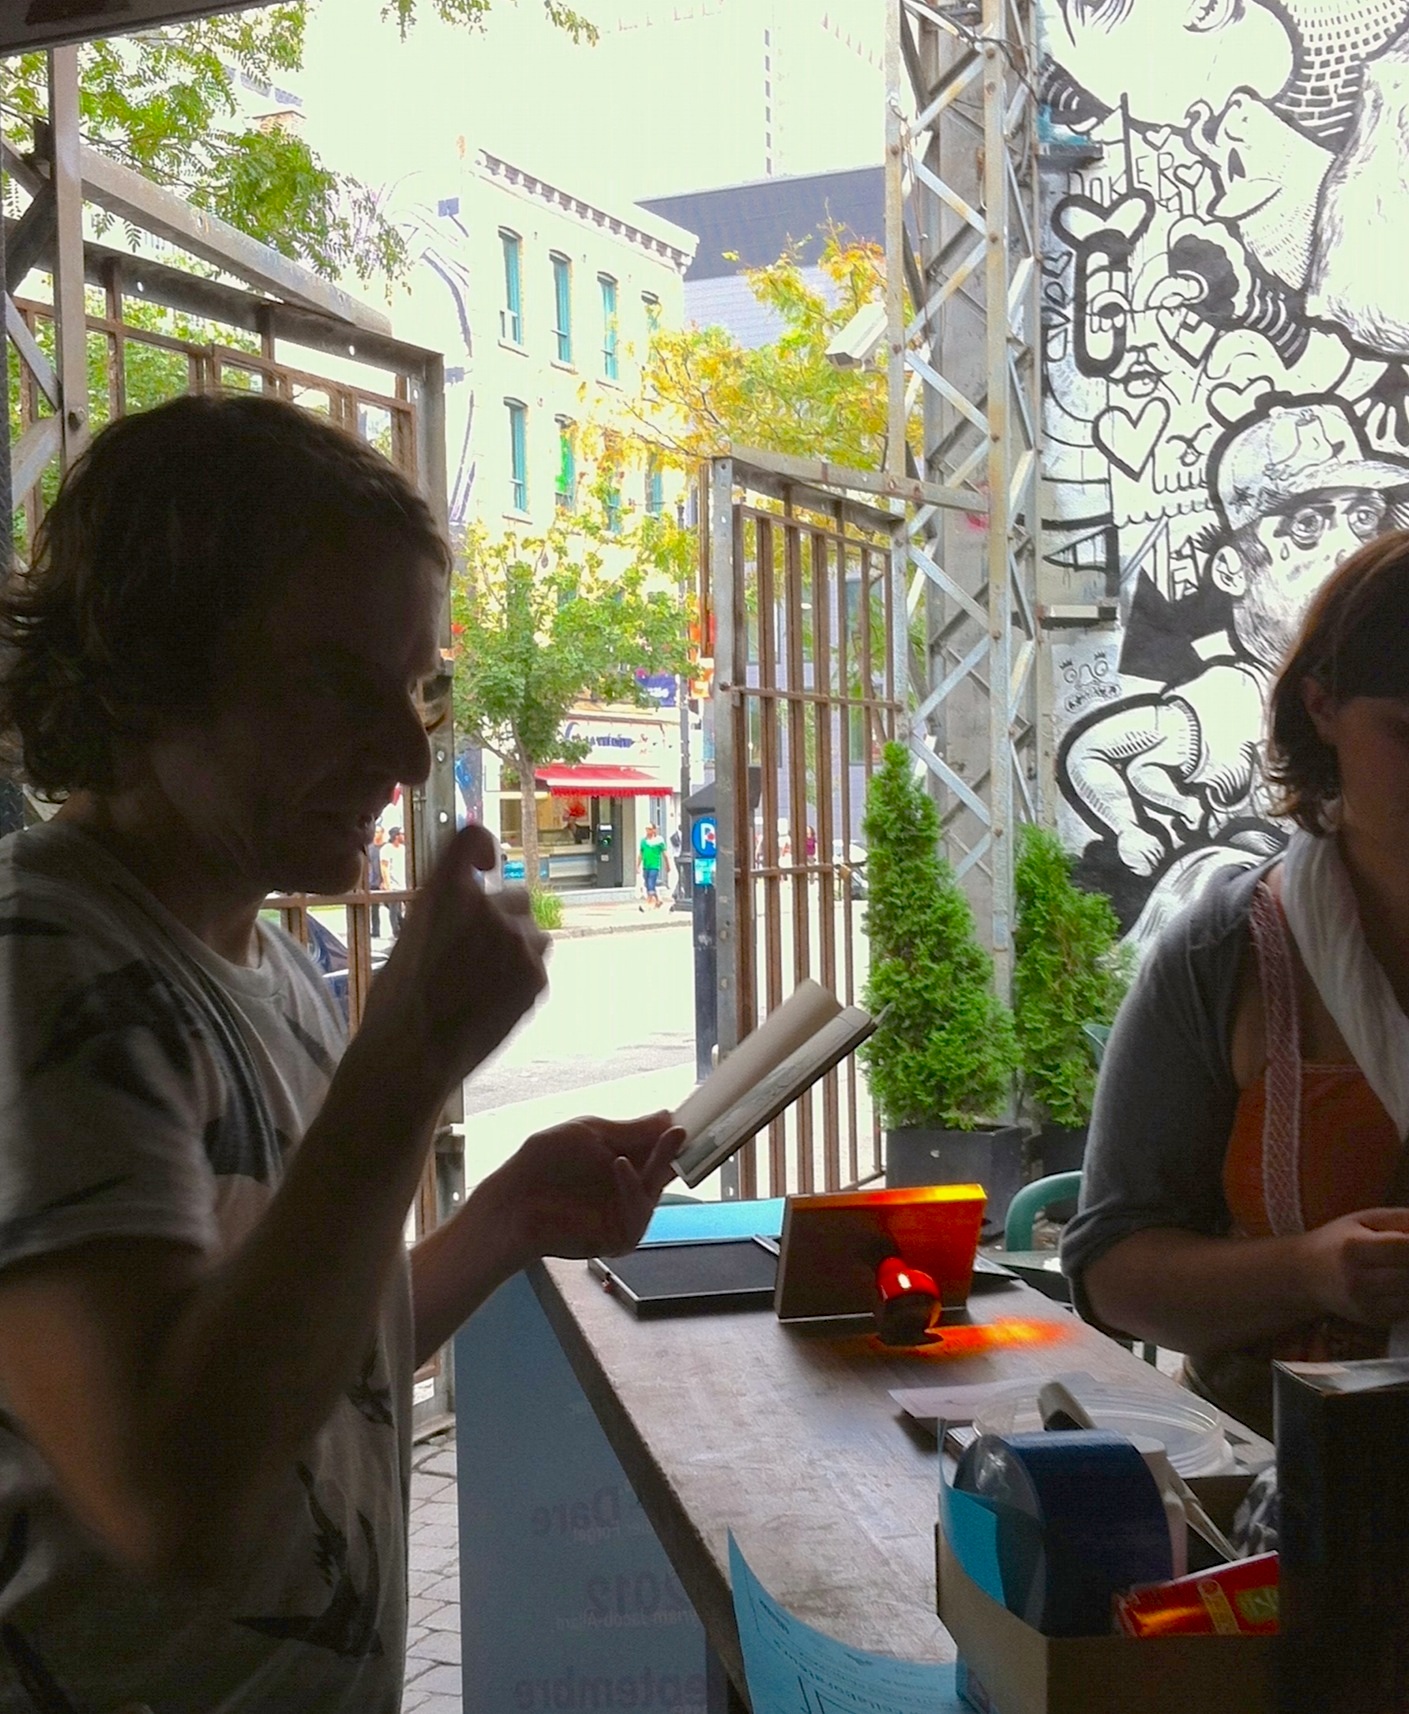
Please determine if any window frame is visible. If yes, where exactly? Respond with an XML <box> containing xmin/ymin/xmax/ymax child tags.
<box><xmin>555</xmin><ymin>416</ymin><xmax>577</xmax><ymax>513</ymax></box>
<box><xmin>506</xmin><ymin>397</ymin><xmax>528</xmax><ymax>513</ymax></box>
<box><xmin>551</xmin><ymin>252</ymin><xmax>573</xmax><ymax>366</ymax></box>
<box><xmin>500</xmin><ymin>229</ymin><xmax>524</xmax><ymax>347</ymax></box>
<box><xmin>599</xmin><ymin>272</ymin><xmax>620</xmax><ymax>381</ymax></box>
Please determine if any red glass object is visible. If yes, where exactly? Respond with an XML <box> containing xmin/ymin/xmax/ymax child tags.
<box><xmin>874</xmin><ymin>1255</ymin><xmax>942</xmax><ymax>1345</ymax></box>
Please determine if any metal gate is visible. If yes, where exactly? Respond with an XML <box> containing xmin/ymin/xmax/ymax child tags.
<box><xmin>706</xmin><ymin>453</ymin><xmax>909</xmax><ymax>1199</ymax></box>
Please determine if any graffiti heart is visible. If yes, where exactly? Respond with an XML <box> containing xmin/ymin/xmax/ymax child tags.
<box><xmin>1092</xmin><ymin>401</ymin><xmax>1170</xmax><ymax>480</ymax></box>
<box><xmin>1208</xmin><ymin>376</ymin><xmax>1278</xmax><ymax>427</ymax></box>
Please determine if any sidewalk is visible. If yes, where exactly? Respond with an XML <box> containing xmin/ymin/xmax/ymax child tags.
<box><xmin>403</xmin><ymin>1430</ymin><xmax>461</xmax><ymax>1713</ymax></box>
<box><xmin>371</xmin><ymin>893</ymin><xmax>690</xmax><ymax>959</ymax></box>
<box><xmin>554</xmin><ymin>895</ymin><xmax>693</xmax><ymax>938</ymax></box>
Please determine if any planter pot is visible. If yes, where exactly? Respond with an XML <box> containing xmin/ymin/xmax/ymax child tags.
<box><xmin>1037</xmin><ymin>1123</ymin><xmax>1088</xmax><ymax>1223</ymax></box>
<box><xmin>884</xmin><ymin>1124</ymin><xmax>1027</xmax><ymax>1236</ymax></box>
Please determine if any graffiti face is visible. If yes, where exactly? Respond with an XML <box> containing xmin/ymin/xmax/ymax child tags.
<box><xmin>1049</xmin><ymin>0</ymin><xmax>1294</xmax><ymax>125</ymax></box>
<box><xmin>1223</xmin><ymin>490</ymin><xmax>1388</xmax><ymax>666</ymax></box>
<box><xmin>1052</xmin><ymin>192</ymin><xmax>1155</xmax><ymax>378</ymax></box>
<box><xmin>1193</xmin><ymin>91</ymin><xmax>1330</xmax><ymax>291</ymax></box>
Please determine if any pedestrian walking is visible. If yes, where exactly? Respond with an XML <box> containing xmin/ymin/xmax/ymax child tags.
<box><xmin>638</xmin><ymin>822</ymin><xmax>670</xmax><ymax>910</ymax></box>
<box><xmin>381</xmin><ymin>825</ymin><xmax>407</xmax><ymax>937</ymax></box>
<box><xmin>366</xmin><ymin>823</ymin><xmax>386</xmax><ymax>937</ymax></box>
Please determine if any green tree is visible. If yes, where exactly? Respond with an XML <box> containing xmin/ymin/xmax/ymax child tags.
<box><xmin>626</xmin><ymin>231</ymin><xmax>897</xmax><ymax>470</ymax></box>
<box><xmin>450</xmin><ymin>502</ymin><xmax>691</xmax><ymax>888</ymax></box>
<box><xmin>594</xmin><ymin>231</ymin><xmax>923</xmax><ymax>735</ymax></box>
<box><xmin>861</xmin><ymin>742</ymin><xmax>1017</xmax><ymax>1130</ymax></box>
<box><xmin>1012</xmin><ymin>824</ymin><xmax>1131</xmax><ymax>1130</ymax></box>
<box><xmin>2</xmin><ymin>2</ymin><xmax>594</xmax><ymax>285</ymax></box>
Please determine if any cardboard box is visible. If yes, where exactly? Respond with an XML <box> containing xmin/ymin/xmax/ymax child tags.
<box><xmin>935</xmin><ymin>1476</ymin><xmax>1274</xmax><ymax>1714</ymax></box>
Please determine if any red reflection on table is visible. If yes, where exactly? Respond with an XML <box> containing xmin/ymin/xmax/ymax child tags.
<box><xmin>865</xmin><ymin>1317</ymin><xmax>1072</xmax><ymax>1360</ymax></box>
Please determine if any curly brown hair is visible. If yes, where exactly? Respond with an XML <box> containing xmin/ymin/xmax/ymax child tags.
<box><xmin>0</xmin><ymin>392</ymin><xmax>450</xmax><ymax>797</ymax></box>
<box><xmin>1266</xmin><ymin>529</ymin><xmax>1409</xmax><ymax>835</ymax></box>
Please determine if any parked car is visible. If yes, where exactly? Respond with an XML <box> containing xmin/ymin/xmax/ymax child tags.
<box><xmin>304</xmin><ymin>916</ymin><xmax>388</xmax><ymax>1023</ymax></box>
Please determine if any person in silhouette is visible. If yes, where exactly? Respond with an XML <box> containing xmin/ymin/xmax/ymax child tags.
<box><xmin>0</xmin><ymin>394</ymin><xmax>679</xmax><ymax>1711</ymax></box>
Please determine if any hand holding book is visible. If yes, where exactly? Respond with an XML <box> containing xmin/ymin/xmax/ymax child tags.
<box><xmin>671</xmin><ymin>979</ymin><xmax>876</xmax><ymax>1187</ymax></box>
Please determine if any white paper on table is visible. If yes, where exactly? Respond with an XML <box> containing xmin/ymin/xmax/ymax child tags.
<box><xmin>889</xmin><ymin>1371</ymin><xmax>1100</xmax><ymax>1428</ymax></box>
<box><xmin>672</xmin><ymin>977</ymin><xmax>841</xmax><ymax>1141</ymax></box>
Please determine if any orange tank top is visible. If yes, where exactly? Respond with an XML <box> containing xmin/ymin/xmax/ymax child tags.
<box><xmin>1222</xmin><ymin>881</ymin><xmax>1401</xmax><ymax>1363</ymax></box>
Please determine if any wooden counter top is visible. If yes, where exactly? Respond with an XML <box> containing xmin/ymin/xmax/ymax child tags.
<box><xmin>531</xmin><ymin>1254</ymin><xmax>1268</xmax><ymax>1703</ymax></box>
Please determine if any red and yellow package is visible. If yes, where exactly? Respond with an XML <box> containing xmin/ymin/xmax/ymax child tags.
<box><xmin>1115</xmin><ymin>1554</ymin><xmax>1279</xmax><ymax>1638</ymax></box>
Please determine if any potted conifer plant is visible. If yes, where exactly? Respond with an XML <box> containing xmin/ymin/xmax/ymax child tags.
<box><xmin>1012</xmin><ymin>823</ymin><xmax>1131</xmax><ymax>1184</ymax></box>
<box><xmin>861</xmin><ymin>743</ymin><xmax>1023</xmax><ymax>1227</ymax></box>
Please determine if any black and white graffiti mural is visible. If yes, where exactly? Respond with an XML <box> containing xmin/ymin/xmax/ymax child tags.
<box><xmin>1039</xmin><ymin>0</ymin><xmax>1409</xmax><ymax>942</ymax></box>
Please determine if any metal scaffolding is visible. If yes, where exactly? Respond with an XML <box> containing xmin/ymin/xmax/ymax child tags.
<box><xmin>886</xmin><ymin>0</ymin><xmax>1043</xmax><ymax>992</ymax></box>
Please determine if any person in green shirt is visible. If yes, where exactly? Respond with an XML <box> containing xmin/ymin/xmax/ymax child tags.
<box><xmin>638</xmin><ymin>823</ymin><xmax>671</xmax><ymax>909</ymax></box>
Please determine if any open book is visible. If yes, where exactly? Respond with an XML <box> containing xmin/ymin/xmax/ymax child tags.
<box><xmin>671</xmin><ymin>980</ymin><xmax>877</xmax><ymax>1188</ymax></box>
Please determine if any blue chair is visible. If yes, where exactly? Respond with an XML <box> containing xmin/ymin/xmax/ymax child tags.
<box><xmin>1002</xmin><ymin>1169</ymin><xmax>1158</xmax><ymax>1366</ymax></box>
<box><xmin>1003</xmin><ymin>1172</ymin><xmax>1083</xmax><ymax>1251</ymax></box>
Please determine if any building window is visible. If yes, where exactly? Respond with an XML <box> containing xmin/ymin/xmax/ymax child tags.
<box><xmin>551</xmin><ymin>253</ymin><xmax>573</xmax><ymax>364</ymax></box>
<box><xmin>555</xmin><ymin>418</ymin><xmax>576</xmax><ymax>512</ymax></box>
<box><xmin>507</xmin><ymin>399</ymin><xmax>528</xmax><ymax>512</ymax></box>
<box><xmin>605</xmin><ymin>480</ymin><xmax>623</xmax><ymax>534</ymax></box>
<box><xmin>646</xmin><ymin>453</ymin><xmax>664</xmax><ymax>517</ymax></box>
<box><xmin>599</xmin><ymin>273</ymin><xmax>619</xmax><ymax>380</ymax></box>
<box><xmin>642</xmin><ymin>291</ymin><xmax>661</xmax><ymax>335</ymax></box>
<box><xmin>500</xmin><ymin>230</ymin><xmax>523</xmax><ymax>345</ymax></box>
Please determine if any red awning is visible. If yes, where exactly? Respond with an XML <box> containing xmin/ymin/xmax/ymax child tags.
<box><xmin>535</xmin><ymin>765</ymin><xmax>672</xmax><ymax>798</ymax></box>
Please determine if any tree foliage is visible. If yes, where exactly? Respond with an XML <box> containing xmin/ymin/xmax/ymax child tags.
<box><xmin>630</xmin><ymin>232</ymin><xmax>895</xmax><ymax>470</ymax></box>
<box><xmin>450</xmin><ymin>500</ymin><xmax>691</xmax><ymax>883</ymax></box>
<box><xmin>1</xmin><ymin>1</ymin><xmax>593</xmax><ymax>285</ymax></box>
<box><xmin>861</xmin><ymin>743</ymin><xmax>1017</xmax><ymax>1131</ymax></box>
<box><xmin>1012</xmin><ymin>824</ymin><xmax>1131</xmax><ymax>1130</ymax></box>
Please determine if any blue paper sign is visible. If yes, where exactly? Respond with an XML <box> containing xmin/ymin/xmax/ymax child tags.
<box><xmin>729</xmin><ymin>1534</ymin><xmax>963</xmax><ymax>1713</ymax></box>
<box><xmin>456</xmin><ymin>1277</ymin><xmax>708</xmax><ymax>1712</ymax></box>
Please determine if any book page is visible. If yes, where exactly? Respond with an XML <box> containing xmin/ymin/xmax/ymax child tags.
<box><xmin>673</xmin><ymin>978</ymin><xmax>842</xmax><ymax>1142</ymax></box>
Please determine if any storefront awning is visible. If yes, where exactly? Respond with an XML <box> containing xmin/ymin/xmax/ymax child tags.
<box><xmin>536</xmin><ymin>765</ymin><xmax>673</xmax><ymax>798</ymax></box>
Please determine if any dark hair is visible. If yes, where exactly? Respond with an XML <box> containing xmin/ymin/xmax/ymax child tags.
<box><xmin>0</xmin><ymin>392</ymin><xmax>450</xmax><ymax>795</ymax></box>
<box><xmin>1266</xmin><ymin>529</ymin><xmax>1409</xmax><ymax>835</ymax></box>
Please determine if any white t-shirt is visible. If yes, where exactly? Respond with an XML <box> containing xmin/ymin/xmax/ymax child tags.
<box><xmin>0</xmin><ymin>823</ymin><xmax>412</xmax><ymax>1714</ymax></box>
<box><xmin>382</xmin><ymin>840</ymin><xmax>407</xmax><ymax>893</ymax></box>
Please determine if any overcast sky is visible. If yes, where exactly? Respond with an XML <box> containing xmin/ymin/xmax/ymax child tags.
<box><xmin>298</xmin><ymin>0</ymin><xmax>884</xmax><ymax>213</ymax></box>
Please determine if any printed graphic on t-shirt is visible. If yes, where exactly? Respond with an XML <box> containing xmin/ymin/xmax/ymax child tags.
<box><xmin>0</xmin><ymin>824</ymin><xmax>411</xmax><ymax>1714</ymax></box>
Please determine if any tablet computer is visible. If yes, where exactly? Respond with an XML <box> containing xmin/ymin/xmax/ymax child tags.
<box><xmin>588</xmin><ymin>1236</ymin><xmax>779</xmax><ymax>1318</ymax></box>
